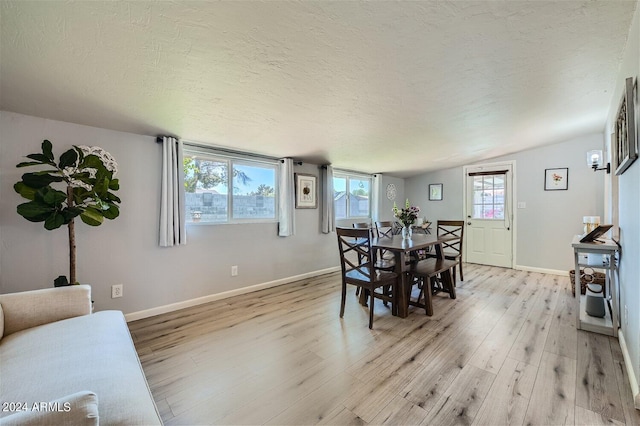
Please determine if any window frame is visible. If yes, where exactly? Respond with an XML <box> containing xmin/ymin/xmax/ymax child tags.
<box><xmin>333</xmin><ymin>171</ymin><xmax>372</xmax><ymax>220</ymax></box>
<box><xmin>183</xmin><ymin>145</ymin><xmax>279</xmax><ymax>225</ymax></box>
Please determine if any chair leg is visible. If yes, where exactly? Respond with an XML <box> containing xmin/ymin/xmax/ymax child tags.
<box><xmin>459</xmin><ymin>262</ymin><xmax>463</xmax><ymax>282</ymax></box>
<box><xmin>340</xmin><ymin>282</ymin><xmax>347</xmax><ymax>318</ymax></box>
<box><xmin>422</xmin><ymin>278</ymin><xmax>434</xmax><ymax>316</ymax></box>
<box><xmin>452</xmin><ymin>267</ymin><xmax>457</xmax><ymax>286</ymax></box>
<box><xmin>368</xmin><ymin>287</ymin><xmax>375</xmax><ymax>329</ymax></box>
<box><xmin>360</xmin><ymin>289</ymin><xmax>369</xmax><ymax>307</ymax></box>
<box><xmin>431</xmin><ymin>276</ymin><xmax>442</xmax><ymax>294</ymax></box>
<box><xmin>442</xmin><ymin>270</ymin><xmax>457</xmax><ymax>300</ymax></box>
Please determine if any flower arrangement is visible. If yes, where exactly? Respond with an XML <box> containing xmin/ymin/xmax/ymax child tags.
<box><xmin>14</xmin><ymin>140</ymin><xmax>121</xmax><ymax>286</ymax></box>
<box><xmin>393</xmin><ymin>199</ymin><xmax>420</xmax><ymax>228</ymax></box>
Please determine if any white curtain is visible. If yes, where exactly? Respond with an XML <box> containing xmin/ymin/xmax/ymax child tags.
<box><xmin>159</xmin><ymin>136</ymin><xmax>187</xmax><ymax>247</ymax></box>
<box><xmin>372</xmin><ymin>173</ymin><xmax>382</xmax><ymax>223</ymax></box>
<box><xmin>278</xmin><ymin>158</ymin><xmax>295</xmax><ymax>237</ymax></box>
<box><xmin>321</xmin><ymin>165</ymin><xmax>335</xmax><ymax>234</ymax></box>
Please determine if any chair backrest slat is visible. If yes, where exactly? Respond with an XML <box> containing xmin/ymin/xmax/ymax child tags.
<box><xmin>436</xmin><ymin>220</ymin><xmax>464</xmax><ymax>256</ymax></box>
<box><xmin>352</xmin><ymin>222</ymin><xmax>371</xmax><ymax>229</ymax></box>
<box><xmin>336</xmin><ymin>227</ymin><xmax>374</xmax><ymax>281</ymax></box>
<box><xmin>375</xmin><ymin>221</ymin><xmax>398</xmax><ymax>238</ymax></box>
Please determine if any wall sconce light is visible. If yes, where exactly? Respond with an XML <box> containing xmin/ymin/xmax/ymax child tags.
<box><xmin>586</xmin><ymin>150</ymin><xmax>610</xmax><ymax>174</ymax></box>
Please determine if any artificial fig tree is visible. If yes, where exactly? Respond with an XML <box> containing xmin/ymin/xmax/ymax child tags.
<box><xmin>14</xmin><ymin>140</ymin><xmax>121</xmax><ymax>285</ymax></box>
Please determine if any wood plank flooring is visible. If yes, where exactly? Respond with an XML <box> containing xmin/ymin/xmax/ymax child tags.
<box><xmin>129</xmin><ymin>264</ymin><xmax>640</xmax><ymax>425</ymax></box>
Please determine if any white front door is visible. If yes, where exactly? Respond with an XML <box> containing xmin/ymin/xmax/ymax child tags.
<box><xmin>464</xmin><ymin>163</ymin><xmax>514</xmax><ymax>268</ymax></box>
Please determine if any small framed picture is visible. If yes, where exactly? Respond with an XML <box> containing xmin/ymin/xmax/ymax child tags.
<box><xmin>295</xmin><ymin>173</ymin><xmax>317</xmax><ymax>208</ymax></box>
<box><xmin>544</xmin><ymin>168</ymin><xmax>568</xmax><ymax>191</ymax></box>
<box><xmin>429</xmin><ymin>183</ymin><xmax>443</xmax><ymax>201</ymax></box>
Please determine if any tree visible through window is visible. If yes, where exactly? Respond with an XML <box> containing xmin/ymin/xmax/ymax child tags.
<box><xmin>183</xmin><ymin>150</ymin><xmax>277</xmax><ymax>223</ymax></box>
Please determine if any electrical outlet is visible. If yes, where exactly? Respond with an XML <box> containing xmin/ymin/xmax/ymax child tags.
<box><xmin>231</xmin><ymin>265</ymin><xmax>238</xmax><ymax>276</ymax></box>
<box><xmin>111</xmin><ymin>284</ymin><xmax>123</xmax><ymax>298</ymax></box>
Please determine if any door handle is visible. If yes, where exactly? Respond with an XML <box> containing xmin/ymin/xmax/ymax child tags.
<box><xmin>467</xmin><ymin>222</ymin><xmax>472</xmax><ymax>226</ymax></box>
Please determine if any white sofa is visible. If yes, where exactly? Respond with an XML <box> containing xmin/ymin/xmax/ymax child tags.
<box><xmin>0</xmin><ymin>285</ymin><xmax>162</xmax><ymax>425</ymax></box>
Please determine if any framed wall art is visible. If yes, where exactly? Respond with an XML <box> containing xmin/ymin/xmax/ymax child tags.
<box><xmin>295</xmin><ymin>173</ymin><xmax>317</xmax><ymax>208</ymax></box>
<box><xmin>429</xmin><ymin>183</ymin><xmax>443</xmax><ymax>201</ymax></box>
<box><xmin>544</xmin><ymin>168</ymin><xmax>568</xmax><ymax>191</ymax></box>
<box><xmin>614</xmin><ymin>77</ymin><xmax>638</xmax><ymax>175</ymax></box>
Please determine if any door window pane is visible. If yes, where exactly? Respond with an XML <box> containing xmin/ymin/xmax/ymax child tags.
<box><xmin>493</xmin><ymin>176</ymin><xmax>505</xmax><ymax>189</ymax></box>
<box><xmin>471</xmin><ymin>174</ymin><xmax>506</xmax><ymax>221</ymax></box>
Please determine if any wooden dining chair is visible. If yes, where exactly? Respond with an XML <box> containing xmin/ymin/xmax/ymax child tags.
<box><xmin>351</xmin><ymin>222</ymin><xmax>394</xmax><ymax>301</ymax></box>
<box><xmin>426</xmin><ymin>220</ymin><xmax>464</xmax><ymax>285</ymax></box>
<box><xmin>355</xmin><ymin>222</ymin><xmax>397</xmax><ymax>304</ymax></box>
<box><xmin>374</xmin><ymin>221</ymin><xmax>400</xmax><ymax>258</ymax></box>
<box><xmin>354</xmin><ymin>223</ymin><xmax>394</xmax><ymax>269</ymax></box>
<box><xmin>336</xmin><ymin>227</ymin><xmax>397</xmax><ymax>329</ymax></box>
<box><xmin>375</xmin><ymin>221</ymin><xmax>397</xmax><ymax>239</ymax></box>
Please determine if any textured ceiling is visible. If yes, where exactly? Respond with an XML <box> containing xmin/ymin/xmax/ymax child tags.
<box><xmin>1</xmin><ymin>1</ymin><xmax>637</xmax><ymax>177</ymax></box>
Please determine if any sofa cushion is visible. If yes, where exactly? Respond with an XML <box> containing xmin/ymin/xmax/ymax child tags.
<box><xmin>0</xmin><ymin>311</ymin><xmax>161</xmax><ymax>425</ymax></box>
<box><xmin>0</xmin><ymin>391</ymin><xmax>98</xmax><ymax>426</ymax></box>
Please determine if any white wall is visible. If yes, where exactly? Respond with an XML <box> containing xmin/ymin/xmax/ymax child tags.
<box><xmin>406</xmin><ymin>133</ymin><xmax>605</xmax><ymax>272</ymax></box>
<box><xmin>405</xmin><ymin>167</ymin><xmax>464</xmax><ymax>225</ymax></box>
<box><xmin>379</xmin><ymin>174</ymin><xmax>405</xmax><ymax>222</ymax></box>
<box><xmin>604</xmin><ymin>4</ymin><xmax>640</xmax><ymax>404</ymax></box>
<box><xmin>0</xmin><ymin>112</ymin><xmax>338</xmax><ymax>315</ymax></box>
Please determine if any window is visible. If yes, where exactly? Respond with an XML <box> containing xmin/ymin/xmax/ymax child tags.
<box><xmin>471</xmin><ymin>174</ymin><xmax>505</xmax><ymax>219</ymax></box>
<box><xmin>333</xmin><ymin>172</ymin><xmax>371</xmax><ymax>219</ymax></box>
<box><xmin>183</xmin><ymin>147</ymin><xmax>278</xmax><ymax>224</ymax></box>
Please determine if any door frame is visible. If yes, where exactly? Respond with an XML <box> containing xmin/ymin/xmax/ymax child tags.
<box><xmin>462</xmin><ymin>160</ymin><xmax>517</xmax><ymax>269</ymax></box>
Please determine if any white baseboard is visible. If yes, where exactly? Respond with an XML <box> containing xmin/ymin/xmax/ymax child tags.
<box><xmin>618</xmin><ymin>330</ymin><xmax>640</xmax><ymax>409</ymax></box>
<box><xmin>125</xmin><ymin>266</ymin><xmax>340</xmax><ymax>322</ymax></box>
<box><xmin>514</xmin><ymin>265</ymin><xmax>568</xmax><ymax>276</ymax></box>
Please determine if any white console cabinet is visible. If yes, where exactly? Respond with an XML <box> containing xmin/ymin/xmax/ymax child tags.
<box><xmin>571</xmin><ymin>235</ymin><xmax>619</xmax><ymax>337</ymax></box>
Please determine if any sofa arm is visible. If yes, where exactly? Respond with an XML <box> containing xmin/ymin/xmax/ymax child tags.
<box><xmin>0</xmin><ymin>285</ymin><xmax>91</xmax><ymax>337</ymax></box>
<box><xmin>0</xmin><ymin>391</ymin><xmax>98</xmax><ymax>426</ymax></box>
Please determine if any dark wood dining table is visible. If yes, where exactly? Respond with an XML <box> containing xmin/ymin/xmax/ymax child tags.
<box><xmin>372</xmin><ymin>233</ymin><xmax>455</xmax><ymax>318</ymax></box>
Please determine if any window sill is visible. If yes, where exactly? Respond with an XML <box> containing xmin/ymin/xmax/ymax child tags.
<box><xmin>186</xmin><ymin>220</ymin><xmax>277</xmax><ymax>226</ymax></box>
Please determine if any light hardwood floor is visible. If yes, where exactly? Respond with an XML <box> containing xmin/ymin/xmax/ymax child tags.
<box><xmin>129</xmin><ymin>264</ymin><xmax>640</xmax><ymax>425</ymax></box>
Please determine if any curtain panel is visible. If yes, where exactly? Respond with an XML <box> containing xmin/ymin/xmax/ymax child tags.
<box><xmin>159</xmin><ymin>136</ymin><xmax>187</xmax><ymax>247</ymax></box>
<box><xmin>372</xmin><ymin>173</ymin><xmax>382</xmax><ymax>223</ymax></box>
<box><xmin>278</xmin><ymin>158</ymin><xmax>295</xmax><ymax>236</ymax></box>
<box><xmin>321</xmin><ymin>165</ymin><xmax>335</xmax><ymax>234</ymax></box>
